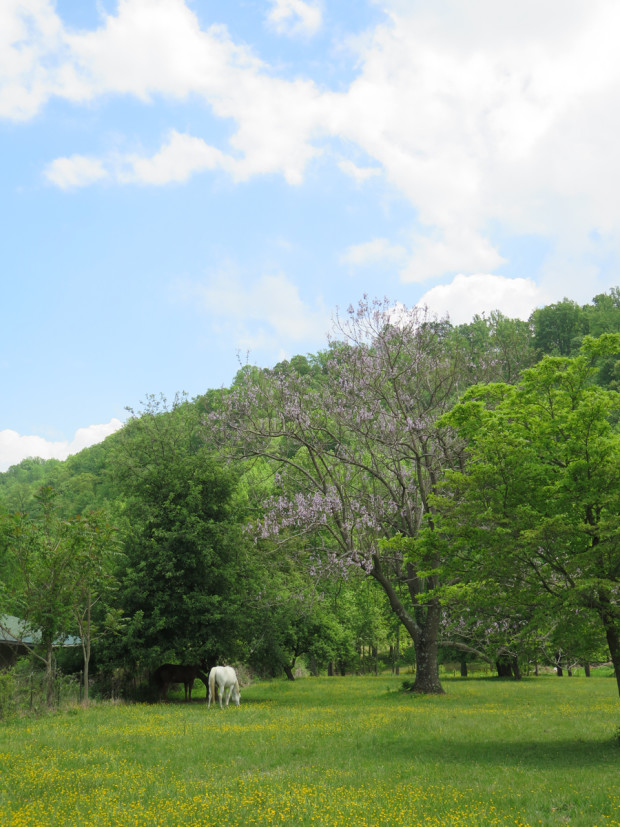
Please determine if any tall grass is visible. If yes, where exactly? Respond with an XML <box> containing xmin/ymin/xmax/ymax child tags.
<box><xmin>0</xmin><ymin>674</ymin><xmax>618</xmax><ymax>825</ymax></box>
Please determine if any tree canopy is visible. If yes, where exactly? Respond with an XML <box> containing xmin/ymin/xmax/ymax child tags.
<box><xmin>434</xmin><ymin>335</ymin><xmax>620</xmax><ymax>695</ymax></box>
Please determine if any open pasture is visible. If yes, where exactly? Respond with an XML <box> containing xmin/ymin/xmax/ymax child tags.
<box><xmin>0</xmin><ymin>675</ymin><xmax>618</xmax><ymax>826</ymax></box>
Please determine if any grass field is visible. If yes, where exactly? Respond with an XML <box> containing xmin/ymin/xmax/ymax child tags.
<box><xmin>0</xmin><ymin>674</ymin><xmax>618</xmax><ymax>826</ymax></box>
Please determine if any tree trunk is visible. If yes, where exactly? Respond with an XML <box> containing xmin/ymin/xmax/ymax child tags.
<box><xmin>83</xmin><ymin>655</ymin><xmax>90</xmax><ymax>703</ymax></box>
<box><xmin>371</xmin><ymin>555</ymin><xmax>444</xmax><ymax>694</ymax></box>
<box><xmin>460</xmin><ymin>660</ymin><xmax>468</xmax><ymax>677</ymax></box>
<box><xmin>80</xmin><ymin>600</ymin><xmax>91</xmax><ymax>704</ymax></box>
<box><xmin>409</xmin><ymin>605</ymin><xmax>444</xmax><ymax>694</ymax></box>
<box><xmin>496</xmin><ymin>660</ymin><xmax>512</xmax><ymax>678</ymax></box>
<box><xmin>584</xmin><ymin>663</ymin><xmax>591</xmax><ymax>677</ymax></box>
<box><xmin>394</xmin><ymin>626</ymin><xmax>400</xmax><ymax>675</ymax></box>
<box><xmin>44</xmin><ymin>640</ymin><xmax>55</xmax><ymax>708</ymax></box>
<box><xmin>511</xmin><ymin>656</ymin><xmax>521</xmax><ymax>681</ymax></box>
<box><xmin>602</xmin><ymin>617</ymin><xmax>620</xmax><ymax>697</ymax></box>
<box><xmin>328</xmin><ymin>661</ymin><xmax>334</xmax><ymax>676</ymax></box>
<box><xmin>283</xmin><ymin>663</ymin><xmax>295</xmax><ymax>681</ymax></box>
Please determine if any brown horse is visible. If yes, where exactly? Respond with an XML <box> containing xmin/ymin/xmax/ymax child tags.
<box><xmin>152</xmin><ymin>664</ymin><xmax>209</xmax><ymax>702</ymax></box>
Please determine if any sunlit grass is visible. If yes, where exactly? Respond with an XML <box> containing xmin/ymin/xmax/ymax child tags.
<box><xmin>0</xmin><ymin>675</ymin><xmax>618</xmax><ymax>825</ymax></box>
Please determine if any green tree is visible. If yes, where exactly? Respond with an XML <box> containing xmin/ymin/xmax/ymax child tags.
<box><xmin>586</xmin><ymin>288</ymin><xmax>620</xmax><ymax>338</ymax></box>
<box><xmin>106</xmin><ymin>395</ymin><xmax>246</xmax><ymax>672</ymax></box>
<box><xmin>435</xmin><ymin>335</ymin><xmax>620</xmax><ymax>695</ymax></box>
<box><xmin>456</xmin><ymin>311</ymin><xmax>535</xmax><ymax>384</ymax></box>
<box><xmin>0</xmin><ymin>487</ymin><xmax>87</xmax><ymax>705</ymax></box>
<box><xmin>530</xmin><ymin>299</ymin><xmax>588</xmax><ymax>357</ymax></box>
<box><xmin>69</xmin><ymin>511</ymin><xmax>121</xmax><ymax>703</ymax></box>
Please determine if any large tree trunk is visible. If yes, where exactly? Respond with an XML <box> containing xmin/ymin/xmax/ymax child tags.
<box><xmin>602</xmin><ymin>616</ymin><xmax>620</xmax><ymax>697</ymax></box>
<box><xmin>371</xmin><ymin>555</ymin><xmax>444</xmax><ymax>694</ymax></box>
<box><xmin>496</xmin><ymin>659</ymin><xmax>512</xmax><ymax>678</ymax></box>
<box><xmin>411</xmin><ymin>620</ymin><xmax>443</xmax><ymax>693</ymax></box>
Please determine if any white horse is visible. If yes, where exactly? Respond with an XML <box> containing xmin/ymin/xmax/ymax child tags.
<box><xmin>208</xmin><ymin>665</ymin><xmax>241</xmax><ymax>709</ymax></box>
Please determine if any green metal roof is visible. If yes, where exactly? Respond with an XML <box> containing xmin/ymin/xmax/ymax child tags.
<box><xmin>0</xmin><ymin>615</ymin><xmax>80</xmax><ymax>647</ymax></box>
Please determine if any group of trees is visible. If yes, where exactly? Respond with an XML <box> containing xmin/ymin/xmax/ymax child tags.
<box><xmin>1</xmin><ymin>290</ymin><xmax>619</xmax><ymax>701</ymax></box>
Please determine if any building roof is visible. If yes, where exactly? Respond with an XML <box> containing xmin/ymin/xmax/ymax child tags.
<box><xmin>0</xmin><ymin>615</ymin><xmax>80</xmax><ymax>647</ymax></box>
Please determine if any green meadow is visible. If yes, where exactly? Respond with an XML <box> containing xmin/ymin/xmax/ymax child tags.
<box><xmin>0</xmin><ymin>675</ymin><xmax>618</xmax><ymax>826</ymax></box>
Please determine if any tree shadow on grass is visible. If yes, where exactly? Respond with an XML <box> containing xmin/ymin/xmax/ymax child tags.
<box><xmin>374</xmin><ymin>735</ymin><xmax>619</xmax><ymax>770</ymax></box>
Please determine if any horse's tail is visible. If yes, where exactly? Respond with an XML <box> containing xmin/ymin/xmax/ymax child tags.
<box><xmin>208</xmin><ymin>668</ymin><xmax>215</xmax><ymax>707</ymax></box>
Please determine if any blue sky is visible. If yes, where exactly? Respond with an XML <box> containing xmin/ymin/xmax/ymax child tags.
<box><xmin>2</xmin><ymin>0</ymin><xmax>620</xmax><ymax>471</ymax></box>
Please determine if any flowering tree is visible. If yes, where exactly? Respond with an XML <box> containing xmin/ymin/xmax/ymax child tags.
<box><xmin>207</xmin><ymin>298</ymin><xmax>530</xmax><ymax>693</ymax></box>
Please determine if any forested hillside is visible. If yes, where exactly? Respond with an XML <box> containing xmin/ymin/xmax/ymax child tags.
<box><xmin>1</xmin><ymin>290</ymin><xmax>620</xmax><ymax>701</ymax></box>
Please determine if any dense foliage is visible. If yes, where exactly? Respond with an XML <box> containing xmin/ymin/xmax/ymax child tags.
<box><xmin>1</xmin><ymin>289</ymin><xmax>620</xmax><ymax>699</ymax></box>
<box><xmin>433</xmin><ymin>334</ymin><xmax>620</xmax><ymax>694</ymax></box>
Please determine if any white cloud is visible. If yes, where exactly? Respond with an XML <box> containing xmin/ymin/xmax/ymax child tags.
<box><xmin>417</xmin><ymin>274</ymin><xmax>548</xmax><ymax>325</ymax></box>
<box><xmin>266</xmin><ymin>0</ymin><xmax>322</xmax><ymax>37</ymax></box>
<box><xmin>6</xmin><ymin>0</ymin><xmax>620</xmax><ymax>296</ymax></box>
<box><xmin>0</xmin><ymin>419</ymin><xmax>124</xmax><ymax>473</ymax></box>
<box><xmin>341</xmin><ymin>238</ymin><xmax>408</xmax><ymax>268</ymax></box>
<box><xmin>400</xmin><ymin>229</ymin><xmax>506</xmax><ymax>283</ymax></box>
<box><xmin>121</xmin><ymin>130</ymin><xmax>233</xmax><ymax>185</ymax></box>
<box><xmin>337</xmin><ymin>160</ymin><xmax>381</xmax><ymax>184</ymax></box>
<box><xmin>0</xmin><ymin>0</ymin><xmax>84</xmax><ymax>120</ymax></box>
<box><xmin>44</xmin><ymin>154</ymin><xmax>108</xmax><ymax>189</ymax></box>
<box><xmin>329</xmin><ymin>0</ymin><xmax>620</xmax><ymax>284</ymax></box>
<box><xmin>5</xmin><ymin>0</ymin><xmax>328</xmax><ymax>186</ymax></box>
<box><xmin>180</xmin><ymin>270</ymin><xmax>330</xmax><ymax>353</ymax></box>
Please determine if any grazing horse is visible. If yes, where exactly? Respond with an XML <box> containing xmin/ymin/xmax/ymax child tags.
<box><xmin>152</xmin><ymin>664</ymin><xmax>209</xmax><ymax>702</ymax></box>
<box><xmin>208</xmin><ymin>665</ymin><xmax>241</xmax><ymax>709</ymax></box>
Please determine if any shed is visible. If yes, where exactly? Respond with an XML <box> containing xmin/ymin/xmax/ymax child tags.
<box><xmin>0</xmin><ymin>615</ymin><xmax>80</xmax><ymax>668</ymax></box>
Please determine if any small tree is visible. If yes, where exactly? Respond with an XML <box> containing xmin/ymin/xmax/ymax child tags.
<box><xmin>69</xmin><ymin>511</ymin><xmax>120</xmax><ymax>703</ymax></box>
<box><xmin>1</xmin><ymin>487</ymin><xmax>78</xmax><ymax>705</ymax></box>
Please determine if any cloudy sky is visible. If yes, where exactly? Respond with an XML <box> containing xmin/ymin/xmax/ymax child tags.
<box><xmin>2</xmin><ymin>0</ymin><xmax>619</xmax><ymax>471</ymax></box>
